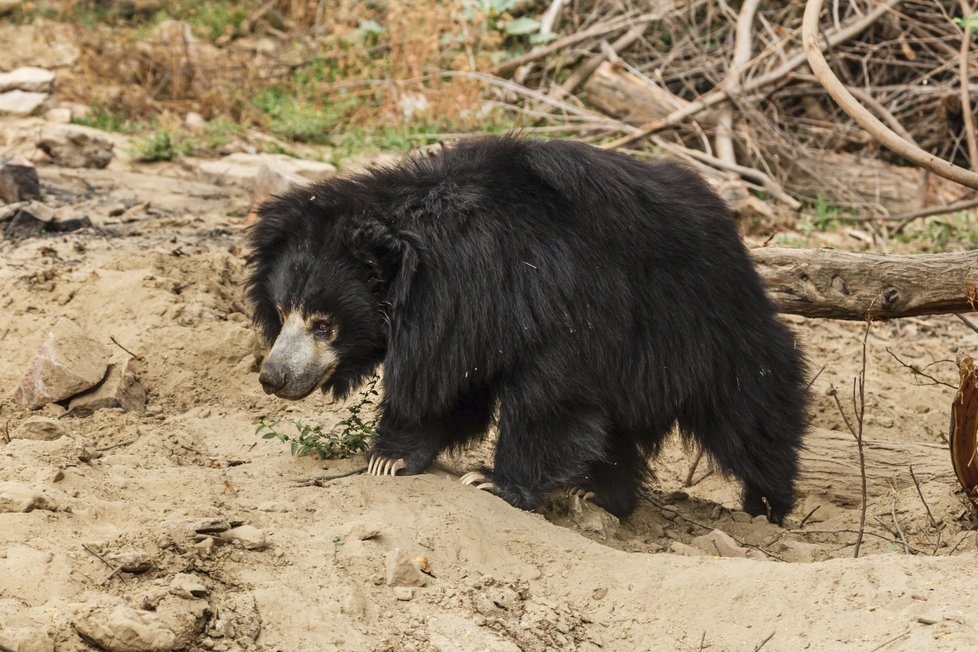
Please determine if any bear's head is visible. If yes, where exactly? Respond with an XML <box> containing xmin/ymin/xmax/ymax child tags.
<box><xmin>245</xmin><ymin>184</ymin><xmax>415</xmax><ymax>401</ymax></box>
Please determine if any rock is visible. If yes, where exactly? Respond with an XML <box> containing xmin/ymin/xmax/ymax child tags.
<box><xmin>107</xmin><ymin>550</ymin><xmax>155</xmax><ymax>573</ymax></box>
<box><xmin>44</xmin><ymin>106</ymin><xmax>71</xmax><ymax>123</ymax></box>
<box><xmin>668</xmin><ymin>542</ymin><xmax>708</xmax><ymax>557</ymax></box>
<box><xmin>690</xmin><ymin>529</ymin><xmax>767</xmax><ymax>560</ymax></box>
<box><xmin>340</xmin><ymin>520</ymin><xmax>382</xmax><ymax>541</ymax></box>
<box><xmin>184</xmin><ymin>112</ymin><xmax>205</xmax><ymax>130</ymax></box>
<box><xmin>169</xmin><ymin>573</ymin><xmax>208</xmax><ymax>598</ymax></box>
<box><xmin>68</xmin><ymin>357</ymin><xmax>147</xmax><ymax>416</ymax></box>
<box><xmin>225</xmin><ymin>525</ymin><xmax>267</xmax><ymax>551</ymax></box>
<box><xmin>4</xmin><ymin>203</ymin><xmax>52</xmax><ymax>238</ymax></box>
<box><xmin>37</xmin><ymin>125</ymin><xmax>114</xmax><ymax>168</ymax></box>
<box><xmin>73</xmin><ymin>601</ymin><xmax>179</xmax><ymax>652</ymax></box>
<box><xmin>11</xmin><ymin>416</ymin><xmax>68</xmax><ymax>441</ymax></box>
<box><xmin>154</xmin><ymin>596</ymin><xmax>208</xmax><ymax>649</ymax></box>
<box><xmin>0</xmin><ymin>481</ymin><xmax>56</xmax><ymax>512</ymax></box>
<box><xmin>0</xmin><ymin>66</ymin><xmax>55</xmax><ymax>93</ymax></box>
<box><xmin>252</xmin><ymin>160</ymin><xmax>308</xmax><ymax>204</ymax></box>
<box><xmin>0</xmin><ymin>0</ymin><xmax>23</xmax><ymax>16</ymax></box>
<box><xmin>198</xmin><ymin>153</ymin><xmax>335</xmax><ymax>187</ymax></box>
<box><xmin>393</xmin><ymin>587</ymin><xmax>414</xmax><ymax>601</ymax></box>
<box><xmin>0</xmin><ymin>626</ymin><xmax>55</xmax><ymax>652</ymax></box>
<box><xmin>0</xmin><ymin>157</ymin><xmax>40</xmax><ymax>203</ymax></box>
<box><xmin>0</xmin><ymin>89</ymin><xmax>46</xmax><ymax>116</ymax></box>
<box><xmin>428</xmin><ymin>615</ymin><xmax>520</xmax><ymax>652</ymax></box>
<box><xmin>570</xmin><ymin>500</ymin><xmax>620</xmax><ymax>540</ymax></box>
<box><xmin>13</xmin><ymin>318</ymin><xmax>110</xmax><ymax>409</ymax></box>
<box><xmin>385</xmin><ymin>548</ymin><xmax>427</xmax><ymax>587</ymax></box>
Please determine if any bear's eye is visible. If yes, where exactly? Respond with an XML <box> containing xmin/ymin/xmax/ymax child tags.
<box><xmin>312</xmin><ymin>320</ymin><xmax>334</xmax><ymax>339</ymax></box>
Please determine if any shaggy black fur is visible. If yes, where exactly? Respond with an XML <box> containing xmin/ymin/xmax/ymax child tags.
<box><xmin>247</xmin><ymin>136</ymin><xmax>809</xmax><ymax>524</ymax></box>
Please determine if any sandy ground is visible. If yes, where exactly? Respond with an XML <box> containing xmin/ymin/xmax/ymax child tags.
<box><xmin>2</xmin><ymin>119</ymin><xmax>978</xmax><ymax>652</ymax></box>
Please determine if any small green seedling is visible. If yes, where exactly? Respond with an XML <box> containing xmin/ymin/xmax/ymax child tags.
<box><xmin>256</xmin><ymin>376</ymin><xmax>380</xmax><ymax>459</ymax></box>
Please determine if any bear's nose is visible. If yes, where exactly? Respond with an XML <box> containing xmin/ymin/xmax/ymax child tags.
<box><xmin>259</xmin><ymin>361</ymin><xmax>287</xmax><ymax>395</ymax></box>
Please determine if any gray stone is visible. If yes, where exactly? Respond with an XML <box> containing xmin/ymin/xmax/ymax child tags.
<box><xmin>385</xmin><ymin>548</ymin><xmax>427</xmax><ymax>587</ymax></box>
<box><xmin>0</xmin><ymin>626</ymin><xmax>55</xmax><ymax>652</ymax></box>
<box><xmin>43</xmin><ymin>106</ymin><xmax>71</xmax><ymax>123</ymax></box>
<box><xmin>0</xmin><ymin>157</ymin><xmax>40</xmax><ymax>203</ymax></box>
<box><xmin>690</xmin><ymin>529</ymin><xmax>767</xmax><ymax>560</ymax></box>
<box><xmin>252</xmin><ymin>160</ymin><xmax>309</xmax><ymax>203</ymax></box>
<box><xmin>37</xmin><ymin>125</ymin><xmax>114</xmax><ymax>168</ymax></box>
<box><xmin>73</xmin><ymin>601</ymin><xmax>179</xmax><ymax>652</ymax></box>
<box><xmin>225</xmin><ymin>525</ymin><xmax>267</xmax><ymax>550</ymax></box>
<box><xmin>0</xmin><ymin>0</ymin><xmax>23</xmax><ymax>16</ymax></box>
<box><xmin>198</xmin><ymin>153</ymin><xmax>335</xmax><ymax>187</ymax></box>
<box><xmin>12</xmin><ymin>416</ymin><xmax>68</xmax><ymax>441</ymax></box>
<box><xmin>68</xmin><ymin>357</ymin><xmax>147</xmax><ymax>416</ymax></box>
<box><xmin>107</xmin><ymin>550</ymin><xmax>155</xmax><ymax>573</ymax></box>
<box><xmin>169</xmin><ymin>573</ymin><xmax>208</xmax><ymax>598</ymax></box>
<box><xmin>0</xmin><ymin>66</ymin><xmax>55</xmax><ymax>93</ymax></box>
<box><xmin>13</xmin><ymin>318</ymin><xmax>111</xmax><ymax>409</ymax></box>
<box><xmin>0</xmin><ymin>89</ymin><xmax>46</xmax><ymax>116</ymax></box>
<box><xmin>393</xmin><ymin>587</ymin><xmax>414</xmax><ymax>601</ymax></box>
<box><xmin>0</xmin><ymin>481</ymin><xmax>56</xmax><ymax>513</ymax></box>
<box><xmin>428</xmin><ymin>615</ymin><xmax>520</xmax><ymax>652</ymax></box>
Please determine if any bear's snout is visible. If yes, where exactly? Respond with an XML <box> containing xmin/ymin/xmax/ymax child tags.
<box><xmin>259</xmin><ymin>361</ymin><xmax>287</xmax><ymax>395</ymax></box>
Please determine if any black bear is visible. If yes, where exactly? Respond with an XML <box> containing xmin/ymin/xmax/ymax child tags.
<box><xmin>247</xmin><ymin>136</ymin><xmax>809</xmax><ymax>524</ymax></box>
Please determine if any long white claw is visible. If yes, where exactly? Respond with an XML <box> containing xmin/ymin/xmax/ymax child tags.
<box><xmin>389</xmin><ymin>459</ymin><xmax>406</xmax><ymax>476</ymax></box>
<box><xmin>475</xmin><ymin>482</ymin><xmax>497</xmax><ymax>492</ymax></box>
<box><xmin>460</xmin><ymin>471</ymin><xmax>489</xmax><ymax>486</ymax></box>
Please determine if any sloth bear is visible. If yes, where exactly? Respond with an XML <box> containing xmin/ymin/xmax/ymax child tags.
<box><xmin>247</xmin><ymin>136</ymin><xmax>809</xmax><ymax>524</ymax></box>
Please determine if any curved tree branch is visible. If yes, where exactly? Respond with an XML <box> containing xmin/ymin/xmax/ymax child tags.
<box><xmin>802</xmin><ymin>0</ymin><xmax>978</xmax><ymax>189</ymax></box>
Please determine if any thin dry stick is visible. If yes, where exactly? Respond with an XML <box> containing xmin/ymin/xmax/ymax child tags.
<box><xmin>890</xmin><ymin>490</ymin><xmax>911</xmax><ymax>553</ymax></box>
<box><xmin>885</xmin><ymin>348</ymin><xmax>957</xmax><ymax>389</ymax></box>
<box><xmin>553</xmin><ymin>22</ymin><xmax>649</xmax><ymax>97</ymax></box>
<box><xmin>493</xmin><ymin>10</ymin><xmax>667</xmax><ymax>76</ymax></box>
<box><xmin>957</xmin><ymin>313</ymin><xmax>978</xmax><ymax>334</ymax></box>
<box><xmin>295</xmin><ymin>466</ymin><xmax>368</xmax><ymax>487</ymax></box>
<box><xmin>753</xmin><ymin>631</ymin><xmax>776</xmax><ymax>651</ymax></box>
<box><xmin>798</xmin><ymin>504</ymin><xmax>821</xmax><ymax>527</ymax></box>
<box><xmin>909</xmin><ymin>464</ymin><xmax>943</xmax><ymax>554</ymax></box>
<box><xmin>867</xmin><ymin>628</ymin><xmax>911</xmax><ymax>652</ymax></box>
<box><xmin>827</xmin><ymin>316</ymin><xmax>872</xmax><ymax>558</ymax></box>
<box><xmin>803</xmin><ymin>0</ymin><xmax>978</xmax><ymax>189</ymax></box>
<box><xmin>683</xmin><ymin>446</ymin><xmax>706</xmax><ymax>487</ymax></box>
<box><xmin>960</xmin><ymin>0</ymin><xmax>978</xmax><ymax>170</ymax></box>
<box><xmin>887</xmin><ymin>197</ymin><xmax>978</xmax><ymax>233</ymax></box>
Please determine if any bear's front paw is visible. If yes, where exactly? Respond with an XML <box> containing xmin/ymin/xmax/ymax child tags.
<box><xmin>367</xmin><ymin>455</ymin><xmax>407</xmax><ymax>476</ymax></box>
<box><xmin>460</xmin><ymin>471</ymin><xmax>498</xmax><ymax>493</ymax></box>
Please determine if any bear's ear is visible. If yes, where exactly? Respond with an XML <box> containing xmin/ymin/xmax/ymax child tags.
<box><xmin>343</xmin><ymin>213</ymin><xmax>420</xmax><ymax>308</ymax></box>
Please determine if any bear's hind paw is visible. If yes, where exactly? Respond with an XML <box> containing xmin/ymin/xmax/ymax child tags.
<box><xmin>566</xmin><ymin>487</ymin><xmax>596</xmax><ymax>503</ymax></box>
<box><xmin>367</xmin><ymin>455</ymin><xmax>407</xmax><ymax>477</ymax></box>
<box><xmin>460</xmin><ymin>471</ymin><xmax>498</xmax><ymax>493</ymax></box>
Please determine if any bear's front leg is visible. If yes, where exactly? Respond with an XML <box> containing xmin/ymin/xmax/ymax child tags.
<box><xmin>462</xmin><ymin>400</ymin><xmax>611</xmax><ymax>512</ymax></box>
<box><xmin>366</xmin><ymin>408</ymin><xmax>446</xmax><ymax>477</ymax></box>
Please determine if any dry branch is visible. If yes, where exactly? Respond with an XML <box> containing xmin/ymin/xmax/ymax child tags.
<box><xmin>949</xmin><ymin>352</ymin><xmax>978</xmax><ymax>507</ymax></box>
<box><xmin>802</xmin><ymin>0</ymin><xmax>978</xmax><ymax>189</ymax></box>
<box><xmin>752</xmin><ymin>247</ymin><xmax>978</xmax><ymax>320</ymax></box>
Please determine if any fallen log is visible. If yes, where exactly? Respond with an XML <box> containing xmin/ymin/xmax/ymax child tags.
<box><xmin>583</xmin><ymin>61</ymin><xmax>716</xmax><ymax>126</ymax></box>
<box><xmin>752</xmin><ymin>247</ymin><xmax>978</xmax><ymax>320</ymax></box>
<box><xmin>799</xmin><ymin>428</ymin><xmax>952</xmax><ymax>506</ymax></box>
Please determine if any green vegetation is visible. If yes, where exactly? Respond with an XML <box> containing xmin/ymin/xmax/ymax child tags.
<box><xmin>72</xmin><ymin>107</ymin><xmax>146</xmax><ymax>134</ymax></box>
<box><xmin>131</xmin><ymin>129</ymin><xmax>195</xmax><ymax>162</ymax></box>
<box><xmin>255</xmin><ymin>376</ymin><xmax>380</xmax><ymax>459</ymax></box>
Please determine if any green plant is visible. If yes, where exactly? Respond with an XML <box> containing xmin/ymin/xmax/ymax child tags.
<box><xmin>256</xmin><ymin>376</ymin><xmax>380</xmax><ymax>459</ymax></box>
<box><xmin>131</xmin><ymin>129</ymin><xmax>195</xmax><ymax>161</ymax></box>
<box><xmin>72</xmin><ymin>107</ymin><xmax>146</xmax><ymax>133</ymax></box>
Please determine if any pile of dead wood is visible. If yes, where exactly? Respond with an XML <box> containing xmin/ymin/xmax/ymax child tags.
<box><xmin>484</xmin><ymin>0</ymin><xmax>978</xmax><ymax>220</ymax></box>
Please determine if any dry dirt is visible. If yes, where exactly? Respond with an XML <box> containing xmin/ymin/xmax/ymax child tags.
<box><xmin>2</xmin><ymin>118</ymin><xmax>978</xmax><ymax>652</ymax></box>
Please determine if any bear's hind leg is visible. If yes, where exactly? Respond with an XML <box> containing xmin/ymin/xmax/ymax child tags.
<box><xmin>579</xmin><ymin>436</ymin><xmax>650</xmax><ymax>518</ymax></box>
